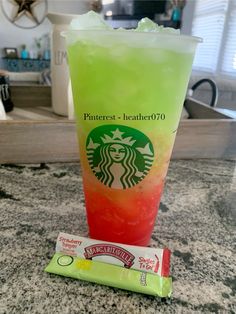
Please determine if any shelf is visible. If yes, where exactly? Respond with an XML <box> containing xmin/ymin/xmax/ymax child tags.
<box><xmin>2</xmin><ymin>58</ymin><xmax>50</xmax><ymax>72</ymax></box>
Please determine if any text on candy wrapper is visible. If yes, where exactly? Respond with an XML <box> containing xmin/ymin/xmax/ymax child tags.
<box><xmin>84</xmin><ymin>244</ymin><xmax>135</xmax><ymax>268</ymax></box>
<box><xmin>139</xmin><ymin>256</ymin><xmax>159</xmax><ymax>273</ymax></box>
<box><xmin>59</xmin><ymin>236</ymin><xmax>82</xmax><ymax>250</ymax></box>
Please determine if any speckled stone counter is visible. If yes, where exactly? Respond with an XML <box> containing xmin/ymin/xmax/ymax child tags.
<box><xmin>0</xmin><ymin>160</ymin><xmax>236</xmax><ymax>314</ymax></box>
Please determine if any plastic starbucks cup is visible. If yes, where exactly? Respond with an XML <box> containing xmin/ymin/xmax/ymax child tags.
<box><xmin>63</xmin><ymin>13</ymin><xmax>201</xmax><ymax>246</ymax></box>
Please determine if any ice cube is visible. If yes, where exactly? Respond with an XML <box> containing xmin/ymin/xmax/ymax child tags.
<box><xmin>116</xmin><ymin>27</ymin><xmax>127</xmax><ymax>32</ymax></box>
<box><xmin>136</xmin><ymin>17</ymin><xmax>180</xmax><ymax>35</ymax></box>
<box><xmin>160</xmin><ymin>27</ymin><xmax>180</xmax><ymax>35</ymax></box>
<box><xmin>136</xmin><ymin>18</ymin><xmax>160</xmax><ymax>32</ymax></box>
<box><xmin>70</xmin><ymin>11</ymin><xmax>112</xmax><ymax>30</ymax></box>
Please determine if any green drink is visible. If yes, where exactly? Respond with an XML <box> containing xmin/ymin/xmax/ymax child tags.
<box><xmin>64</xmin><ymin>12</ymin><xmax>200</xmax><ymax>245</ymax></box>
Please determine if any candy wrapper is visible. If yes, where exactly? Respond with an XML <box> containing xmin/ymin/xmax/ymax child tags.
<box><xmin>55</xmin><ymin>232</ymin><xmax>170</xmax><ymax>277</ymax></box>
<box><xmin>45</xmin><ymin>253</ymin><xmax>172</xmax><ymax>297</ymax></box>
<box><xmin>45</xmin><ymin>233</ymin><xmax>172</xmax><ymax>297</ymax></box>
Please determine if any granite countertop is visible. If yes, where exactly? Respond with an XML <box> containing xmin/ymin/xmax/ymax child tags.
<box><xmin>0</xmin><ymin>160</ymin><xmax>236</xmax><ymax>314</ymax></box>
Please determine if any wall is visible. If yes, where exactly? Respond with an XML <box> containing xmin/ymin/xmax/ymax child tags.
<box><xmin>0</xmin><ymin>0</ymin><xmax>90</xmax><ymax>62</ymax></box>
<box><xmin>181</xmin><ymin>0</ymin><xmax>196</xmax><ymax>35</ymax></box>
<box><xmin>0</xmin><ymin>0</ymin><xmax>196</xmax><ymax>57</ymax></box>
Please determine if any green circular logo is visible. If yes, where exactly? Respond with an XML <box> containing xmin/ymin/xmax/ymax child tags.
<box><xmin>57</xmin><ymin>255</ymin><xmax>74</xmax><ymax>266</ymax></box>
<box><xmin>86</xmin><ymin>124</ymin><xmax>154</xmax><ymax>189</ymax></box>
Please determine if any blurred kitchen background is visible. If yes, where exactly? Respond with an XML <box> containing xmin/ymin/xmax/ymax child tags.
<box><xmin>0</xmin><ymin>0</ymin><xmax>236</xmax><ymax>120</ymax></box>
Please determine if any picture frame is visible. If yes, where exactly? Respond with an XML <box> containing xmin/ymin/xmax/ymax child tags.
<box><xmin>4</xmin><ymin>48</ymin><xmax>18</xmax><ymax>59</ymax></box>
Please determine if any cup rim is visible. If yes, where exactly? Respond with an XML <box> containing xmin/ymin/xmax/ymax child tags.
<box><xmin>61</xmin><ymin>29</ymin><xmax>202</xmax><ymax>43</ymax></box>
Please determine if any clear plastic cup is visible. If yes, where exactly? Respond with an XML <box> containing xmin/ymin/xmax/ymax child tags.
<box><xmin>64</xmin><ymin>29</ymin><xmax>201</xmax><ymax>246</ymax></box>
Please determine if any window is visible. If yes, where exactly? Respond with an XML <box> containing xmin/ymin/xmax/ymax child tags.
<box><xmin>191</xmin><ymin>0</ymin><xmax>236</xmax><ymax>77</ymax></box>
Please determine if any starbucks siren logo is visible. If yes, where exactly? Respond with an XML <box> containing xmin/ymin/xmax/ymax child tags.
<box><xmin>86</xmin><ymin>125</ymin><xmax>154</xmax><ymax>189</ymax></box>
